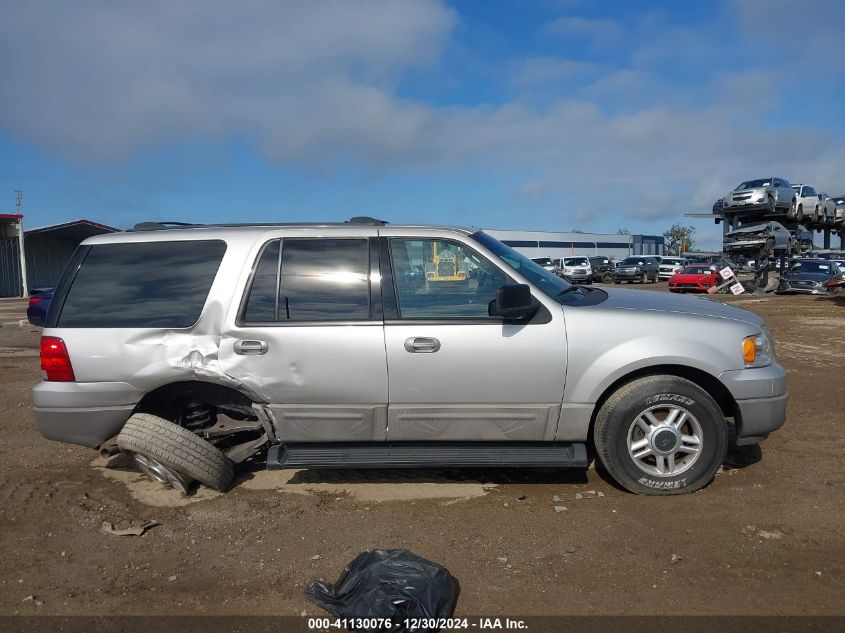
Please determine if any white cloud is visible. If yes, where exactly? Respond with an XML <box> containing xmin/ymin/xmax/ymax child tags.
<box><xmin>0</xmin><ymin>0</ymin><xmax>457</xmax><ymax>161</ymax></box>
<box><xmin>509</xmin><ymin>57</ymin><xmax>600</xmax><ymax>87</ymax></box>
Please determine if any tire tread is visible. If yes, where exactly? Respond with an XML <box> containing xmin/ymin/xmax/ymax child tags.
<box><xmin>117</xmin><ymin>413</ymin><xmax>233</xmax><ymax>491</ymax></box>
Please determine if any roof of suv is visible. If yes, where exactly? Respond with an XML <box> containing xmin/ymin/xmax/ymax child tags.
<box><xmin>80</xmin><ymin>219</ymin><xmax>477</xmax><ymax>245</ymax></box>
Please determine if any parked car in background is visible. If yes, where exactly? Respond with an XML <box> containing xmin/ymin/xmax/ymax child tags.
<box><xmin>724</xmin><ymin>221</ymin><xmax>795</xmax><ymax>256</ymax></box>
<box><xmin>668</xmin><ymin>265</ymin><xmax>720</xmax><ymax>294</ymax></box>
<box><xmin>531</xmin><ymin>257</ymin><xmax>555</xmax><ymax>272</ymax></box>
<box><xmin>829</xmin><ymin>194</ymin><xmax>845</xmax><ymax>225</ymax></box>
<box><xmin>657</xmin><ymin>257</ymin><xmax>687</xmax><ymax>280</ymax></box>
<box><xmin>790</xmin><ymin>184</ymin><xmax>821</xmax><ymax>222</ymax></box>
<box><xmin>555</xmin><ymin>256</ymin><xmax>592</xmax><ymax>284</ymax></box>
<box><xmin>26</xmin><ymin>288</ymin><xmax>54</xmax><ymax>327</ymax></box>
<box><xmin>613</xmin><ymin>256</ymin><xmax>659</xmax><ymax>284</ymax></box>
<box><xmin>32</xmin><ymin>218</ymin><xmax>788</xmax><ymax>496</ymax></box>
<box><xmin>776</xmin><ymin>259</ymin><xmax>843</xmax><ymax>295</ymax></box>
<box><xmin>721</xmin><ymin>178</ymin><xmax>796</xmax><ymax>216</ymax></box>
<box><xmin>588</xmin><ymin>256</ymin><xmax>614</xmax><ymax>283</ymax></box>
<box><xmin>796</xmin><ymin>225</ymin><xmax>814</xmax><ymax>252</ymax></box>
<box><xmin>818</xmin><ymin>193</ymin><xmax>837</xmax><ymax>225</ymax></box>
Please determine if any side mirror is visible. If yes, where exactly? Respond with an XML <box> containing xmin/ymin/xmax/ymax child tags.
<box><xmin>489</xmin><ymin>284</ymin><xmax>538</xmax><ymax>320</ymax></box>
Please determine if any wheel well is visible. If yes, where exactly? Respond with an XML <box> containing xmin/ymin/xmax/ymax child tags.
<box><xmin>133</xmin><ymin>381</ymin><xmax>257</xmax><ymax>423</ymax></box>
<box><xmin>586</xmin><ymin>365</ymin><xmax>738</xmax><ymax>445</ymax></box>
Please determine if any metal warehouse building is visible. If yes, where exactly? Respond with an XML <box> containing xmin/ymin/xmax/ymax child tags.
<box><xmin>24</xmin><ymin>219</ymin><xmax>119</xmax><ymax>289</ymax></box>
<box><xmin>483</xmin><ymin>229</ymin><xmax>664</xmax><ymax>261</ymax></box>
<box><xmin>0</xmin><ymin>217</ymin><xmax>120</xmax><ymax>297</ymax></box>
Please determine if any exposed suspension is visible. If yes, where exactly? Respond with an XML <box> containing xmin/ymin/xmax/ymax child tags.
<box><xmin>181</xmin><ymin>399</ymin><xmax>216</xmax><ymax>430</ymax></box>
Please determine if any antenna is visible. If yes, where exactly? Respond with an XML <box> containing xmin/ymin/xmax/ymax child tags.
<box><xmin>15</xmin><ymin>190</ymin><xmax>22</xmax><ymax>214</ymax></box>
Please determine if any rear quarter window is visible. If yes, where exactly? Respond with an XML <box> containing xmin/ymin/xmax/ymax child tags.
<box><xmin>51</xmin><ymin>240</ymin><xmax>227</xmax><ymax>328</ymax></box>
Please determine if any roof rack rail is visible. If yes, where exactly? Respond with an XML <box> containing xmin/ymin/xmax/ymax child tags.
<box><xmin>129</xmin><ymin>217</ymin><xmax>389</xmax><ymax>231</ymax></box>
<box><xmin>132</xmin><ymin>221</ymin><xmax>198</xmax><ymax>231</ymax></box>
<box><xmin>347</xmin><ymin>216</ymin><xmax>388</xmax><ymax>226</ymax></box>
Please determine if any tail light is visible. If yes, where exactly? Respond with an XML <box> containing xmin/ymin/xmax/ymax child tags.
<box><xmin>28</xmin><ymin>296</ymin><xmax>42</xmax><ymax>307</ymax></box>
<box><xmin>40</xmin><ymin>336</ymin><xmax>75</xmax><ymax>382</ymax></box>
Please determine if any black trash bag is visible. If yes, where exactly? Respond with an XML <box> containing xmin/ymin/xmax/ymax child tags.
<box><xmin>304</xmin><ymin>549</ymin><xmax>459</xmax><ymax>632</ymax></box>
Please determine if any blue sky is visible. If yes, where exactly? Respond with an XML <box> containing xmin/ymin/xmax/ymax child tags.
<box><xmin>2</xmin><ymin>0</ymin><xmax>844</xmax><ymax>249</ymax></box>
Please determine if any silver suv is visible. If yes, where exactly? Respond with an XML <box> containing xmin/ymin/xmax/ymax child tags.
<box><xmin>33</xmin><ymin>219</ymin><xmax>788</xmax><ymax>496</ymax></box>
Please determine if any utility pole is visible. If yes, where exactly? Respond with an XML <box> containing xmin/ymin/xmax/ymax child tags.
<box><xmin>13</xmin><ymin>190</ymin><xmax>28</xmax><ymax>297</ymax></box>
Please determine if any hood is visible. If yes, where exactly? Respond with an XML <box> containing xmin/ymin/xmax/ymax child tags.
<box><xmin>725</xmin><ymin>186</ymin><xmax>768</xmax><ymax>198</ymax></box>
<box><xmin>725</xmin><ymin>222</ymin><xmax>774</xmax><ymax>236</ymax></box>
<box><xmin>593</xmin><ymin>287</ymin><xmax>762</xmax><ymax>326</ymax></box>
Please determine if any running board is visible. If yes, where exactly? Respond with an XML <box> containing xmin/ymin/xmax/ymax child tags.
<box><xmin>266</xmin><ymin>442</ymin><xmax>588</xmax><ymax>469</ymax></box>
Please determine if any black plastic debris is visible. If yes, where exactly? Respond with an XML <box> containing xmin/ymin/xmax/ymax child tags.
<box><xmin>304</xmin><ymin>549</ymin><xmax>459</xmax><ymax>632</ymax></box>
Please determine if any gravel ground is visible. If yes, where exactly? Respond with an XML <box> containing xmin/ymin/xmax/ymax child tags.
<box><xmin>0</xmin><ymin>288</ymin><xmax>843</xmax><ymax>618</ymax></box>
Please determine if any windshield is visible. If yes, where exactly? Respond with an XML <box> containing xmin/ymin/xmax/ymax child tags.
<box><xmin>790</xmin><ymin>261</ymin><xmax>833</xmax><ymax>274</ymax></box>
<box><xmin>833</xmin><ymin>195</ymin><xmax>845</xmax><ymax>205</ymax></box>
<box><xmin>735</xmin><ymin>179</ymin><xmax>770</xmax><ymax>190</ymax></box>
<box><xmin>682</xmin><ymin>266</ymin><xmax>712</xmax><ymax>275</ymax></box>
<box><xmin>622</xmin><ymin>257</ymin><xmax>646</xmax><ymax>266</ymax></box>
<box><xmin>564</xmin><ymin>257</ymin><xmax>589</xmax><ymax>266</ymax></box>
<box><xmin>531</xmin><ymin>257</ymin><xmax>552</xmax><ymax>266</ymax></box>
<box><xmin>661</xmin><ymin>258</ymin><xmax>684</xmax><ymax>266</ymax></box>
<box><xmin>472</xmin><ymin>231</ymin><xmax>574</xmax><ymax>301</ymax></box>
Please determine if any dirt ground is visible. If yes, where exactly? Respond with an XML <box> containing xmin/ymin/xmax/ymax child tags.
<box><xmin>0</xmin><ymin>286</ymin><xmax>843</xmax><ymax>619</ymax></box>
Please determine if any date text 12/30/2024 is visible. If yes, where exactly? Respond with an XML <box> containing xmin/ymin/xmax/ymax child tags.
<box><xmin>307</xmin><ymin>617</ymin><xmax>528</xmax><ymax>630</ymax></box>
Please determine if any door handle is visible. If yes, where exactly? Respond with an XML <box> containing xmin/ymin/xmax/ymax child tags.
<box><xmin>404</xmin><ymin>337</ymin><xmax>441</xmax><ymax>353</ymax></box>
<box><xmin>233</xmin><ymin>339</ymin><xmax>269</xmax><ymax>355</ymax></box>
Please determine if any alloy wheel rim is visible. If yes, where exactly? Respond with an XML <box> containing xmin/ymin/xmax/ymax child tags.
<box><xmin>132</xmin><ymin>453</ymin><xmax>191</xmax><ymax>494</ymax></box>
<box><xmin>626</xmin><ymin>404</ymin><xmax>703</xmax><ymax>477</ymax></box>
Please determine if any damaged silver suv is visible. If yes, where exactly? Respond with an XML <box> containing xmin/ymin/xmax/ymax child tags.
<box><xmin>34</xmin><ymin>218</ymin><xmax>788</xmax><ymax>496</ymax></box>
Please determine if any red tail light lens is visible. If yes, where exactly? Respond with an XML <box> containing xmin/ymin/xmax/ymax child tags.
<box><xmin>40</xmin><ymin>336</ymin><xmax>75</xmax><ymax>382</ymax></box>
<box><xmin>28</xmin><ymin>296</ymin><xmax>42</xmax><ymax>307</ymax></box>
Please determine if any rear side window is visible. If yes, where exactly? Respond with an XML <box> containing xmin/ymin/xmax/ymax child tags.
<box><xmin>242</xmin><ymin>238</ymin><xmax>370</xmax><ymax>322</ymax></box>
<box><xmin>55</xmin><ymin>240</ymin><xmax>226</xmax><ymax>328</ymax></box>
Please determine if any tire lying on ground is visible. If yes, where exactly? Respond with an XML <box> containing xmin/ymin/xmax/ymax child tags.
<box><xmin>593</xmin><ymin>375</ymin><xmax>728</xmax><ymax>496</ymax></box>
<box><xmin>117</xmin><ymin>413</ymin><xmax>234</xmax><ymax>491</ymax></box>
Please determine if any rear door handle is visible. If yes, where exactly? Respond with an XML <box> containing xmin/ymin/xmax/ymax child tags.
<box><xmin>233</xmin><ymin>339</ymin><xmax>269</xmax><ymax>355</ymax></box>
<box><xmin>404</xmin><ymin>337</ymin><xmax>441</xmax><ymax>353</ymax></box>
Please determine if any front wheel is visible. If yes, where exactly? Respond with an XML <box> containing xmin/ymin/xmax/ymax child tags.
<box><xmin>796</xmin><ymin>204</ymin><xmax>804</xmax><ymax>221</ymax></box>
<box><xmin>593</xmin><ymin>375</ymin><xmax>728</xmax><ymax>495</ymax></box>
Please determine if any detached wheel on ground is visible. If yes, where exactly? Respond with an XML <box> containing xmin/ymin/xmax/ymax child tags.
<box><xmin>593</xmin><ymin>375</ymin><xmax>728</xmax><ymax>495</ymax></box>
<box><xmin>117</xmin><ymin>413</ymin><xmax>234</xmax><ymax>492</ymax></box>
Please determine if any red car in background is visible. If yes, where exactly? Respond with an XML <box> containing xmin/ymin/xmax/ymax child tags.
<box><xmin>669</xmin><ymin>265</ymin><xmax>720</xmax><ymax>293</ymax></box>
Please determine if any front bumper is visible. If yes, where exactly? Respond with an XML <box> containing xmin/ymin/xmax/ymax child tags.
<box><xmin>32</xmin><ymin>381</ymin><xmax>141</xmax><ymax>448</ymax></box>
<box><xmin>722</xmin><ymin>201</ymin><xmax>770</xmax><ymax>213</ymax></box>
<box><xmin>718</xmin><ymin>364</ymin><xmax>788</xmax><ymax>445</ymax></box>
<box><xmin>669</xmin><ymin>282</ymin><xmax>711</xmax><ymax>292</ymax></box>
<box><xmin>776</xmin><ymin>280</ymin><xmax>831</xmax><ymax>295</ymax></box>
<box><xmin>561</xmin><ymin>272</ymin><xmax>590</xmax><ymax>283</ymax></box>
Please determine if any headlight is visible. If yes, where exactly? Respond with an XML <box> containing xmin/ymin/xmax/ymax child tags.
<box><xmin>742</xmin><ymin>328</ymin><xmax>775</xmax><ymax>367</ymax></box>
